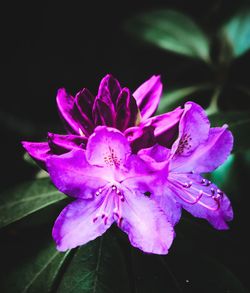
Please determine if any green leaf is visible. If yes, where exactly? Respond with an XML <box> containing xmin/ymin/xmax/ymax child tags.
<box><xmin>125</xmin><ymin>10</ymin><xmax>210</xmax><ymax>62</ymax></box>
<box><xmin>0</xmin><ymin>178</ymin><xmax>66</xmax><ymax>229</ymax></box>
<box><xmin>57</xmin><ymin>232</ymin><xmax>130</xmax><ymax>293</ymax></box>
<box><xmin>209</xmin><ymin>111</ymin><xmax>250</xmax><ymax>152</ymax></box>
<box><xmin>157</xmin><ymin>83</ymin><xmax>212</xmax><ymax>114</ymax></box>
<box><xmin>2</xmin><ymin>240</ymin><xmax>70</xmax><ymax>293</ymax></box>
<box><xmin>221</xmin><ymin>9</ymin><xmax>250</xmax><ymax>58</ymax></box>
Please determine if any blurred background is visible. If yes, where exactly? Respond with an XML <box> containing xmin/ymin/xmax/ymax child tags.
<box><xmin>0</xmin><ymin>0</ymin><xmax>250</xmax><ymax>292</ymax></box>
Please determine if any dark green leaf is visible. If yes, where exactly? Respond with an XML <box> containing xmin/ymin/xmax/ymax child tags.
<box><xmin>157</xmin><ymin>83</ymin><xmax>212</xmax><ymax>114</ymax></box>
<box><xmin>0</xmin><ymin>178</ymin><xmax>66</xmax><ymax>229</ymax></box>
<box><xmin>209</xmin><ymin>111</ymin><xmax>250</xmax><ymax>152</ymax></box>
<box><xmin>125</xmin><ymin>10</ymin><xmax>210</xmax><ymax>62</ymax></box>
<box><xmin>2</xmin><ymin>240</ymin><xmax>70</xmax><ymax>293</ymax></box>
<box><xmin>57</xmin><ymin>232</ymin><xmax>130</xmax><ymax>293</ymax></box>
<box><xmin>221</xmin><ymin>9</ymin><xmax>250</xmax><ymax>58</ymax></box>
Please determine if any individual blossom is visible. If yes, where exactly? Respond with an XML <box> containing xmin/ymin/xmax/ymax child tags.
<box><xmin>22</xmin><ymin>74</ymin><xmax>183</xmax><ymax>168</ymax></box>
<box><xmin>138</xmin><ymin>102</ymin><xmax>234</xmax><ymax>229</ymax></box>
<box><xmin>46</xmin><ymin>126</ymin><xmax>174</xmax><ymax>254</ymax></box>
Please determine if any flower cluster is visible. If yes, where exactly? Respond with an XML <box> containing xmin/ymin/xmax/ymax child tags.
<box><xmin>22</xmin><ymin>74</ymin><xmax>233</xmax><ymax>254</ymax></box>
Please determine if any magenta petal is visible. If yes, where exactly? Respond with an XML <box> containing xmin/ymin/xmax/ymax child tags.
<box><xmin>115</xmin><ymin>88</ymin><xmax>140</xmax><ymax>131</ymax></box>
<box><xmin>22</xmin><ymin>141</ymin><xmax>51</xmax><ymax>169</ymax></box>
<box><xmin>92</xmin><ymin>98</ymin><xmax>115</xmax><ymax>127</ymax></box>
<box><xmin>53</xmin><ymin>199</ymin><xmax>113</xmax><ymax>251</ymax></box>
<box><xmin>86</xmin><ymin>126</ymin><xmax>131</xmax><ymax>167</ymax></box>
<box><xmin>171</xmin><ymin>126</ymin><xmax>234</xmax><ymax>173</ymax></box>
<box><xmin>142</xmin><ymin>107</ymin><xmax>183</xmax><ymax>148</ymax></box>
<box><xmin>169</xmin><ymin>173</ymin><xmax>233</xmax><ymax>230</ymax></box>
<box><xmin>48</xmin><ymin>133</ymin><xmax>87</xmax><ymax>153</ymax></box>
<box><xmin>133</xmin><ymin>75</ymin><xmax>163</xmax><ymax>120</ymax></box>
<box><xmin>46</xmin><ymin>149</ymin><xmax>108</xmax><ymax>199</ymax></box>
<box><xmin>125</xmin><ymin>125</ymin><xmax>156</xmax><ymax>153</ymax></box>
<box><xmin>56</xmin><ymin>88</ymin><xmax>79</xmax><ymax>134</ymax></box>
<box><xmin>121</xmin><ymin>191</ymin><xmax>174</xmax><ymax>254</ymax></box>
<box><xmin>74</xmin><ymin>88</ymin><xmax>95</xmax><ymax>136</ymax></box>
<box><xmin>172</xmin><ymin>102</ymin><xmax>210</xmax><ymax>157</ymax></box>
<box><xmin>98</xmin><ymin>74</ymin><xmax>121</xmax><ymax>105</ymax></box>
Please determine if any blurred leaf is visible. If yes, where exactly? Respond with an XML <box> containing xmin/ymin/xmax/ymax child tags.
<box><xmin>0</xmin><ymin>178</ymin><xmax>66</xmax><ymax>229</ymax></box>
<box><xmin>57</xmin><ymin>232</ymin><xmax>130</xmax><ymax>293</ymax></box>
<box><xmin>2</xmin><ymin>240</ymin><xmax>70</xmax><ymax>293</ymax></box>
<box><xmin>221</xmin><ymin>9</ymin><xmax>250</xmax><ymax>58</ymax></box>
<box><xmin>23</xmin><ymin>152</ymin><xmax>38</xmax><ymax>167</ymax></box>
<box><xmin>209</xmin><ymin>111</ymin><xmax>250</xmax><ymax>152</ymax></box>
<box><xmin>125</xmin><ymin>10</ymin><xmax>210</xmax><ymax>62</ymax></box>
<box><xmin>158</xmin><ymin>83</ymin><xmax>212</xmax><ymax>113</ymax></box>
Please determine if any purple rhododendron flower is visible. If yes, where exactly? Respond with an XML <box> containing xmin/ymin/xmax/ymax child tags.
<box><xmin>139</xmin><ymin>102</ymin><xmax>233</xmax><ymax>230</ymax></box>
<box><xmin>22</xmin><ymin>74</ymin><xmax>183</xmax><ymax>169</ymax></box>
<box><xmin>46</xmin><ymin>126</ymin><xmax>174</xmax><ymax>254</ymax></box>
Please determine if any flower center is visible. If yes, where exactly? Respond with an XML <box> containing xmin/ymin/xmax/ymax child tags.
<box><xmin>103</xmin><ymin>146</ymin><xmax>121</xmax><ymax>167</ymax></box>
<box><xmin>92</xmin><ymin>183</ymin><xmax>124</xmax><ymax>226</ymax></box>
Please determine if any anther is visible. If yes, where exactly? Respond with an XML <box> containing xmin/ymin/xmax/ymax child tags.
<box><xmin>93</xmin><ymin>217</ymin><xmax>98</xmax><ymax>223</ymax></box>
<box><xmin>112</xmin><ymin>185</ymin><xmax>116</xmax><ymax>190</ymax></box>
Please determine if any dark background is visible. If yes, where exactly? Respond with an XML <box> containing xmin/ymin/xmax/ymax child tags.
<box><xmin>0</xmin><ymin>0</ymin><xmax>250</xmax><ymax>292</ymax></box>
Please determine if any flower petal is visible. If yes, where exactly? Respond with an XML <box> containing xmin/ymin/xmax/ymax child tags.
<box><xmin>22</xmin><ymin>141</ymin><xmax>51</xmax><ymax>169</ymax></box>
<box><xmin>171</xmin><ymin>126</ymin><xmax>234</xmax><ymax>173</ymax></box>
<box><xmin>46</xmin><ymin>149</ymin><xmax>109</xmax><ymax>199</ymax></box>
<box><xmin>120</xmin><ymin>190</ymin><xmax>174</xmax><ymax>254</ymax></box>
<box><xmin>53</xmin><ymin>198</ymin><xmax>114</xmax><ymax>251</ymax></box>
<box><xmin>86</xmin><ymin>126</ymin><xmax>131</xmax><ymax>167</ymax></box>
<box><xmin>168</xmin><ymin>173</ymin><xmax>233</xmax><ymax>230</ymax></box>
<box><xmin>73</xmin><ymin>88</ymin><xmax>95</xmax><ymax>136</ymax></box>
<box><xmin>171</xmin><ymin>102</ymin><xmax>210</xmax><ymax>156</ymax></box>
<box><xmin>97</xmin><ymin>74</ymin><xmax>121</xmax><ymax>105</ymax></box>
<box><xmin>48</xmin><ymin>133</ymin><xmax>87</xmax><ymax>153</ymax></box>
<box><xmin>93</xmin><ymin>98</ymin><xmax>115</xmax><ymax>127</ymax></box>
<box><xmin>115</xmin><ymin>88</ymin><xmax>140</xmax><ymax>131</ymax></box>
<box><xmin>133</xmin><ymin>75</ymin><xmax>163</xmax><ymax>120</ymax></box>
<box><xmin>56</xmin><ymin>88</ymin><xmax>79</xmax><ymax>134</ymax></box>
<box><xmin>141</xmin><ymin>107</ymin><xmax>183</xmax><ymax>148</ymax></box>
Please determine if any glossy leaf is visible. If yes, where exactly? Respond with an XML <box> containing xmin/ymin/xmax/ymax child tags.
<box><xmin>221</xmin><ymin>9</ymin><xmax>250</xmax><ymax>58</ymax></box>
<box><xmin>125</xmin><ymin>10</ymin><xmax>210</xmax><ymax>62</ymax></box>
<box><xmin>57</xmin><ymin>231</ymin><xmax>131</xmax><ymax>293</ymax></box>
<box><xmin>209</xmin><ymin>111</ymin><xmax>250</xmax><ymax>152</ymax></box>
<box><xmin>1</xmin><ymin>240</ymin><xmax>70</xmax><ymax>293</ymax></box>
<box><xmin>0</xmin><ymin>178</ymin><xmax>66</xmax><ymax>229</ymax></box>
<box><xmin>157</xmin><ymin>83</ymin><xmax>212</xmax><ymax>114</ymax></box>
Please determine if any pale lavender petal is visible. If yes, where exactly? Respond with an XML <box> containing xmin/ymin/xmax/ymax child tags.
<box><xmin>168</xmin><ymin>173</ymin><xmax>233</xmax><ymax>230</ymax></box>
<box><xmin>171</xmin><ymin>102</ymin><xmax>210</xmax><ymax>156</ymax></box>
<box><xmin>53</xmin><ymin>198</ymin><xmax>113</xmax><ymax>251</ymax></box>
<box><xmin>171</xmin><ymin>126</ymin><xmax>234</xmax><ymax>173</ymax></box>
<box><xmin>86</xmin><ymin>126</ymin><xmax>131</xmax><ymax>167</ymax></box>
<box><xmin>133</xmin><ymin>75</ymin><xmax>163</xmax><ymax>120</ymax></box>
<box><xmin>48</xmin><ymin>133</ymin><xmax>87</xmax><ymax>153</ymax></box>
<box><xmin>56</xmin><ymin>88</ymin><xmax>79</xmax><ymax>134</ymax></box>
<box><xmin>120</xmin><ymin>190</ymin><xmax>174</xmax><ymax>254</ymax></box>
<box><xmin>22</xmin><ymin>141</ymin><xmax>51</xmax><ymax>169</ymax></box>
<box><xmin>141</xmin><ymin>107</ymin><xmax>183</xmax><ymax>148</ymax></box>
<box><xmin>46</xmin><ymin>149</ymin><xmax>108</xmax><ymax>199</ymax></box>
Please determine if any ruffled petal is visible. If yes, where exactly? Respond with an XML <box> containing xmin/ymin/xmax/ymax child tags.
<box><xmin>116</xmin><ymin>88</ymin><xmax>140</xmax><ymax>131</ymax></box>
<box><xmin>171</xmin><ymin>126</ymin><xmax>234</xmax><ymax>173</ymax></box>
<box><xmin>133</xmin><ymin>75</ymin><xmax>163</xmax><ymax>120</ymax></box>
<box><xmin>120</xmin><ymin>190</ymin><xmax>174</xmax><ymax>254</ymax></box>
<box><xmin>168</xmin><ymin>173</ymin><xmax>233</xmax><ymax>230</ymax></box>
<box><xmin>53</xmin><ymin>198</ymin><xmax>114</xmax><ymax>251</ymax></box>
<box><xmin>22</xmin><ymin>141</ymin><xmax>51</xmax><ymax>169</ymax></box>
<box><xmin>171</xmin><ymin>102</ymin><xmax>210</xmax><ymax>156</ymax></box>
<box><xmin>86</xmin><ymin>126</ymin><xmax>131</xmax><ymax>167</ymax></box>
<box><xmin>46</xmin><ymin>149</ymin><xmax>109</xmax><ymax>199</ymax></box>
<box><xmin>56</xmin><ymin>88</ymin><xmax>79</xmax><ymax>134</ymax></box>
<box><xmin>48</xmin><ymin>133</ymin><xmax>87</xmax><ymax>153</ymax></box>
<box><xmin>141</xmin><ymin>107</ymin><xmax>183</xmax><ymax>148</ymax></box>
